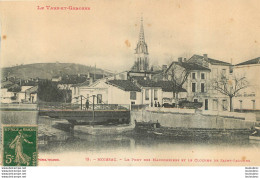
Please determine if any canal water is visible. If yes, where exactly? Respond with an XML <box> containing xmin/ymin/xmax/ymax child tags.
<box><xmin>2</xmin><ymin>106</ymin><xmax>259</xmax><ymax>165</ymax></box>
<box><xmin>38</xmin><ymin>116</ymin><xmax>260</xmax><ymax>153</ymax></box>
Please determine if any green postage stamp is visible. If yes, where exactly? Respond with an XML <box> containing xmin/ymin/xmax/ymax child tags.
<box><xmin>2</xmin><ymin>126</ymin><xmax>38</xmax><ymax>166</ymax></box>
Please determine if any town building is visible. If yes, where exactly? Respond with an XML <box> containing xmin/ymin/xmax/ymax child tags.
<box><xmin>186</xmin><ymin>54</ymin><xmax>232</xmax><ymax>111</ymax></box>
<box><xmin>233</xmin><ymin>57</ymin><xmax>260</xmax><ymax>111</ymax></box>
<box><xmin>71</xmin><ymin>79</ymin><xmax>142</xmax><ymax>106</ymax></box>
<box><xmin>71</xmin><ymin>76</ymin><xmax>186</xmax><ymax>108</ymax></box>
<box><xmin>0</xmin><ymin>84</ymin><xmax>37</xmax><ymax>103</ymax></box>
<box><xmin>132</xmin><ymin>77</ymin><xmax>187</xmax><ymax>107</ymax></box>
<box><xmin>162</xmin><ymin>57</ymin><xmax>211</xmax><ymax>108</ymax></box>
<box><xmin>25</xmin><ymin>86</ymin><xmax>38</xmax><ymax>103</ymax></box>
<box><xmin>159</xmin><ymin>54</ymin><xmax>233</xmax><ymax>111</ymax></box>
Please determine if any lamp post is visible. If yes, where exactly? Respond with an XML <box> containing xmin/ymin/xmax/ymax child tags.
<box><xmin>92</xmin><ymin>95</ymin><xmax>96</xmax><ymax>126</ymax></box>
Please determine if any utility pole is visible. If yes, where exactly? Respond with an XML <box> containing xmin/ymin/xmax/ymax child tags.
<box><xmin>94</xmin><ymin>63</ymin><xmax>96</xmax><ymax>81</ymax></box>
<box><xmin>80</xmin><ymin>95</ymin><xmax>83</xmax><ymax>110</ymax></box>
<box><xmin>92</xmin><ymin>95</ymin><xmax>95</xmax><ymax>126</ymax></box>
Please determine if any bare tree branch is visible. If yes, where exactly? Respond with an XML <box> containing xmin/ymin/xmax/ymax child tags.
<box><xmin>210</xmin><ymin>74</ymin><xmax>249</xmax><ymax>111</ymax></box>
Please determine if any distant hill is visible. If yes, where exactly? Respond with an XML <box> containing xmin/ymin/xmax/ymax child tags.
<box><xmin>1</xmin><ymin>63</ymin><xmax>113</xmax><ymax>80</ymax></box>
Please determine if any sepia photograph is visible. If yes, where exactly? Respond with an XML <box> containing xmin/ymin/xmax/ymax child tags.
<box><xmin>0</xmin><ymin>0</ymin><xmax>259</xmax><ymax>167</ymax></box>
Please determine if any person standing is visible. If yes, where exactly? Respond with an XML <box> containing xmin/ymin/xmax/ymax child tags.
<box><xmin>86</xmin><ymin>99</ymin><xmax>89</xmax><ymax>110</ymax></box>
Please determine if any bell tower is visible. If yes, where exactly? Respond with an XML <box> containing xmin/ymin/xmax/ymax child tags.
<box><xmin>134</xmin><ymin>17</ymin><xmax>149</xmax><ymax>72</ymax></box>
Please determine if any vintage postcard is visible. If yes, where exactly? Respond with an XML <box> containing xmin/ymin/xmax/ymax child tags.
<box><xmin>0</xmin><ymin>0</ymin><xmax>259</xmax><ymax>166</ymax></box>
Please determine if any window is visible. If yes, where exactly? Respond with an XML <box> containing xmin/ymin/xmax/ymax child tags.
<box><xmin>205</xmin><ymin>99</ymin><xmax>208</xmax><ymax>110</ymax></box>
<box><xmin>222</xmin><ymin>99</ymin><xmax>228</xmax><ymax>111</ymax></box>
<box><xmin>74</xmin><ymin>87</ymin><xmax>76</xmax><ymax>95</ymax></box>
<box><xmin>130</xmin><ymin>92</ymin><xmax>136</xmax><ymax>100</ymax></box>
<box><xmin>97</xmin><ymin>94</ymin><xmax>102</xmax><ymax>104</ymax></box>
<box><xmin>194</xmin><ymin>99</ymin><xmax>198</xmax><ymax>102</ymax></box>
<box><xmin>239</xmin><ymin>100</ymin><xmax>243</xmax><ymax>110</ymax></box>
<box><xmin>201</xmin><ymin>73</ymin><xmax>205</xmax><ymax>80</ymax></box>
<box><xmin>192</xmin><ymin>73</ymin><xmax>196</xmax><ymax>79</ymax></box>
<box><xmin>154</xmin><ymin>89</ymin><xmax>158</xmax><ymax>100</ymax></box>
<box><xmin>212</xmin><ymin>68</ymin><xmax>218</xmax><ymax>79</ymax></box>
<box><xmin>221</xmin><ymin>69</ymin><xmax>226</xmax><ymax>77</ymax></box>
<box><xmin>145</xmin><ymin>89</ymin><xmax>149</xmax><ymax>100</ymax></box>
<box><xmin>201</xmin><ymin>83</ymin><xmax>205</xmax><ymax>93</ymax></box>
<box><xmin>252</xmin><ymin>100</ymin><xmax>256</xmax><ymax>110</ymax></box>
<box><xmin>213</xmin><ymin>99</ymin><xmax>218</xmax><ymax>111</ymax></box>
<box><xmin>192</xmin><ymin>83</ymin><xmax>196</xmax><ymax>92</ymax></box>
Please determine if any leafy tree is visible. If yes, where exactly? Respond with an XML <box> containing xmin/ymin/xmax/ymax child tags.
<box><xmin>38</xmin><ymin>80</ymin><xmax>63</xmax><ymax>102</ymax></box>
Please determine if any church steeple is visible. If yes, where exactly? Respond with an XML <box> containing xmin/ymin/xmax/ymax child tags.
<box><xmin>139</xmin><ymin>17</ymin><xmax>145</xmax><ymax>43</ymax></box>
<box><xmin>135</xmin><ymin>17</ymin><xmax>148</xmax><ymax>55</ymax></box>
<box><xmin>132</xmin><ymin>16</ymin><xmax>149</xmax><ymax>72</ymax></box>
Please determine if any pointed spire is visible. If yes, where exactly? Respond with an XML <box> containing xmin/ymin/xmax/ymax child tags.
<box><xmin>139</xmin><ymin>16</ymin><xmax>145</xmax><ymax>43</ymax></box>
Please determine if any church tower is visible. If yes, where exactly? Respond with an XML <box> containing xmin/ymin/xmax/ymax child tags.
<box><xmin>133</xmin><ymin>17</ymin><xmax>149</xmax><ymax>72</ymax></box>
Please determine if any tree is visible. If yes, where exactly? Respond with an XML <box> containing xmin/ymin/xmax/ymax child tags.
<box><xmin>211</xmin><ymin>74</ymin><xmax>249</xmax><ymax>112</ymax></box>
<box><xmin>38</xmin><ymin>80</ymin><xmax>64</xmax><ymax>102</ymax></box>
<box><xmin>165</xmin><ymin>61</ymin><xmax>191</xmax><ymax>107</ymax></box>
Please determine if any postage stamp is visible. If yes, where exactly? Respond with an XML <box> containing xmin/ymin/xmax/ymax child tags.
<box><xmin>2</xmin><ymin>125</ymin><xmax>38</xmax><ymax>166</ymax></box>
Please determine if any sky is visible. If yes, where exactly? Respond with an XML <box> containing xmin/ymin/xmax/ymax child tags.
<box><xmin>0</xmin><ymin>0</ymin><xmax>260</xmax><ymax>72</ymax></box>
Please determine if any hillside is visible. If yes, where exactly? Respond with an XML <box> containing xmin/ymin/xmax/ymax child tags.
<box><xmin>1</xmin><ymin>63</ymin><xmax>113</xmax><ymax>80</ymax></box>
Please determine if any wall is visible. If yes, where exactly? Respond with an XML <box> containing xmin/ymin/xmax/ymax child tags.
<box><xmin>108</xmin><ymin>86</ymin><xmax>142</xmax><ymax>105</ymax></box>
<box><xmin>1</xmin><ymin>88</ymin><xmax>14</xmax><ymax>103</ymax></box>
<box><xmin>141</xmin><ymin>88</ymin><xmax>162</xmax><ymax>106</ymax></box>
<box><xmin>74</xmin><ymin>81</ymin><xmax>143</xmax><ymax>105</ymax></box>
<box><xmin>233</xmin><ymin>64</ymin><xmax>260</xmax><ymax>110</ymax></box>
<box><xmin>131</xmin><ymin>110</ymin><xmax>255</xmax><ymax>129</ymax></box>
<box><xmin>21</xmin><ymin>86</ymin><xmax>34</xmax><ymax>92</ymax></box>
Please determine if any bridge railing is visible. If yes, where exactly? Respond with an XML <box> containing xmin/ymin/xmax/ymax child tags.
<box><xmin>38</xmin><ymin>102</ymin><xmax>130</xmax><ymax>111</ymax></box>
<box><xmin>92</xmin><ymin>104</ymin><xmax>130</xmax><ymax>111</ymax></box>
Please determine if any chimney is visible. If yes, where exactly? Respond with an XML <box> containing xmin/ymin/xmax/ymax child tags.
<box><xmin>178</xmin><ymin>57</ymin><xmax>183</xmax><ymax>63</ymax></box>
<box><xmin>203</xmin><ymin>54</ymin><xmax>208</xmax><ymax>60</ymax></box>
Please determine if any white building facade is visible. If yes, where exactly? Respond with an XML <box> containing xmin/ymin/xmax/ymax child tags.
<box><xmin>233</xmin><ymin>57</ymin><xmax>260</xmax><ymax>111</ymax></box>
<box><xmin>186</xmin><ymin>54</ymin><xmax>232</xmax><ymax>111</ymax></box>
